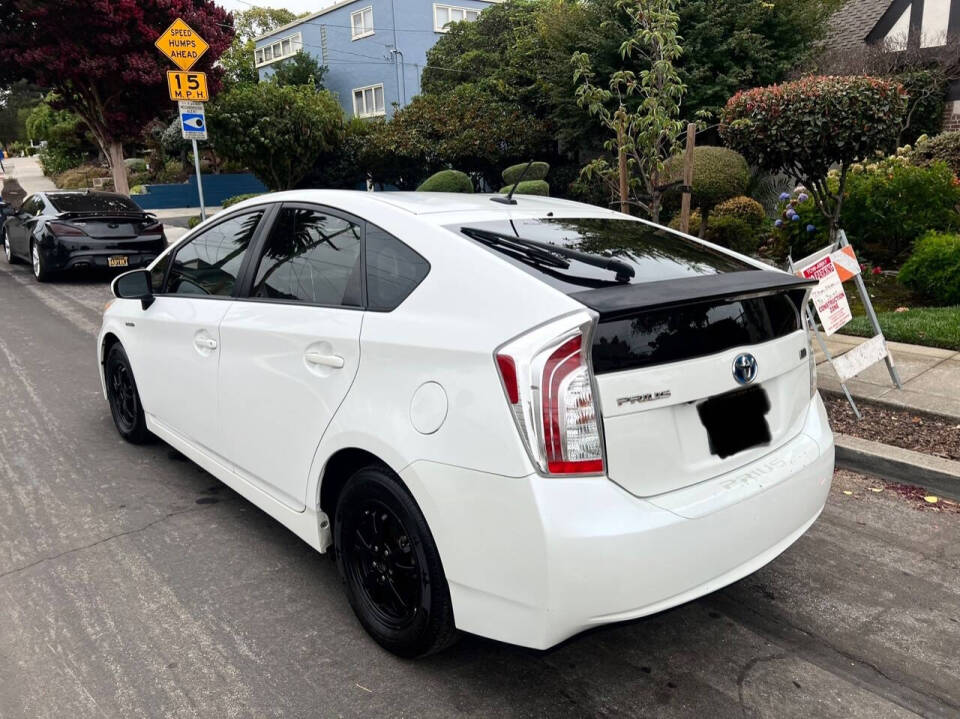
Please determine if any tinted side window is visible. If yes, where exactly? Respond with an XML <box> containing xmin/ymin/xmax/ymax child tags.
<box><xmin>252</xmin><ymin>207</ymin><xmax>362</xmax><ymax>306</ymax></box>
<box><xmin>150</xmin><ymin>252</ymin><xmax>172</xmax><ymax>293</ymax></box>
<box><xmin>166</xmin><ymin>211</ymin><xmax>263</xmax><ymax>296</ymax></box>
<box><xmin>366</xmin><ymin>226</ymin><xmax>429</xmax><ymax>311</ymax></box>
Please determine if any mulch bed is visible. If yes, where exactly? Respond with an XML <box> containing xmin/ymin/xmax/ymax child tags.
<box><xmin>824</xmin><ymin>395</ymin><xmax>960</xmax><ymax>462</ymax></box>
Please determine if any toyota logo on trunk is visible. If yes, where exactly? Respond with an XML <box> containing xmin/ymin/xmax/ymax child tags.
<box><xmin>732</xmin><ymin>353</ymin><xmax>759</xmax><ymax>385</ymax></box>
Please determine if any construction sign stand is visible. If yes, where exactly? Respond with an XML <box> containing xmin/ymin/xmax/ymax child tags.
<box><xmin>155</xmin><ymin>18</ymin><xmax>209</xmax><ymax>220</ymax></box>
<box><xmin>788</xmin><ymin>230</ymin><xmax>902</xmax><ymax>420</ymax></box>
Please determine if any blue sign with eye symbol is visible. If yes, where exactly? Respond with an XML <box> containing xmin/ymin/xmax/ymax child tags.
<box><xmin>182</xmin><ymin>114</ymin><xmax>205</xmax><ymax>131</ymax></box>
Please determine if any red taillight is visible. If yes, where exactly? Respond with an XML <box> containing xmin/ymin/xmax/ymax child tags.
<box><xmin>495</xmin><ymin>320</ymin><xmax>605</xmax><ymax>477</ymax></box>
<box><xmin>48</xmin><ymin>221</ymin><xmax>86</xmax><ymax>237</ymax></box>
<box><xmin>141</xmin><ymin>222</ymin><xmax>164</xmax><ymax>235</ymax></box>
<box><xmin>496</xmin><ymin>353</ymin><xmax>519</xmax><ymax>404</ymax></box>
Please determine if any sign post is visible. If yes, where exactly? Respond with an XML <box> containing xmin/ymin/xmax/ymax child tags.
<box><xmin>179</xmin><ymin>101</ymin><xmax>208</xmax><ymax>221</ymax></box>
<box><xmin>155</xmin><ymin>18</ymin><xmax>210</xmax><ymax>220</ymax></box>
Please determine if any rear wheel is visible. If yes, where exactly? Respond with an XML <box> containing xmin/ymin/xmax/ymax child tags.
<box><xmin>31</xmin><ymin>240</ymin><xmax>51</xmax><ymax>282</ymax></box>
<box><xmin>335</xmin><ymin>466</ymin><xmax>457</xmax><ymax>657</ymax></box>
<box><xmin>3</xmin><ymin>228</ymin><xmax>17</xmax><ymax>264</ymax></box>
<box><xmin>105</xmin><ymin>343</ymin><xmax>151</xmax><ymax>444</ymax></box>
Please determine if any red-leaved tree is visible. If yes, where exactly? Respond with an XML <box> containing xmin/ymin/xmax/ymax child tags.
<box><xmin>0</xmin><ymin>0</ymin><xmax>233</xmax><ymax>194</ymax></box>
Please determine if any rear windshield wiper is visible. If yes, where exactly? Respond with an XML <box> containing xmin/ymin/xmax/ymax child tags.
<box><xmin>461</xmin><ymin>227</ymin><xmax>635</xmax><ymax>283</ymax></box>
<box><xmin>461</xmin><ymin>227</ymin><xmax>570</xmax><ymax>271</ymax></box>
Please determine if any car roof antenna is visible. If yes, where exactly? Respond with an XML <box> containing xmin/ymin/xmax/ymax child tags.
<box><xmin>491</xmin><ymin>159</ymin><xmax>534</xmax><ymax>205</ymax></box>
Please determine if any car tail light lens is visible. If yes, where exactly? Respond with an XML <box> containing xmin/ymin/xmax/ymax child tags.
<box><xmin>48</xmin><ymin>221</ymin><xmax>86</xmax><ymax>237</ymax></box>
<box><xmin>141</xmin><ymin>221</ymin><xmax>164</xmax><ymax>235</ymax></box>
<box><xmin>495</xmin><ymin>314</ymin><xmax>605</xmax><ymax>477</ymax></box>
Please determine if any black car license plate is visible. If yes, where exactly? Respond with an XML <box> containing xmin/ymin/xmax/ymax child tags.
<box><xmin>108</xmin><ymin>255</ymin><xmax>129</xmax><ymax>268</ymax></box>
<box><xmin>697</xmin><ymin>385</ymin><xmax>771</xmax><ymax>459</ymax></box>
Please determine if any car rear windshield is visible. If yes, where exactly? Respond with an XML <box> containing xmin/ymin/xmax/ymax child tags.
<box><xmin>592</xmin><ymin>294</ymin><xmax>802</xmax><ymax>374</ymax></box>
<box><xmin>47</xmin><ymin>193</ymin><xmax>143</xmax><ymax>214</ymax></box>
<box><xmin>452</xmin><ymin>217</ymin><xmax>750</xmax><ymax>293</ymax></box>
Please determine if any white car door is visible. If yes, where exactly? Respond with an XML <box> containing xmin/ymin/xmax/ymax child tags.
<box><xmin>217</xmin><ymin>204</ymin><xmax>365</xmax><ymax>510</ymax></box>
<box><xmin>131</xmin><ymin>208</ymin><xmax>268</xmax><ymax>457</ymax></box>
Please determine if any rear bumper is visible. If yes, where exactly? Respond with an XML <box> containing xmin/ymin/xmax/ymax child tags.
<box><xmin>402</xmin><ymin>393</ymin><xmax>834</xmax><ymax>650</ymax></box>
<box><xmin>40</xmin><ymin>238</ymin><xmax>164</xmax><ymax>271</ymax></box>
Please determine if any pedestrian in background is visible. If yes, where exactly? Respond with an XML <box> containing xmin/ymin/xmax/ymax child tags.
<box><xmin>0</xmin><ymin>146</ymin><xmax>6</xmax><ymax>173</ymax></box>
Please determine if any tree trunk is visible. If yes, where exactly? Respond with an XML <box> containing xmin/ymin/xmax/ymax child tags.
<box><xmin>107</xmin><ymin>141</ymin><xmax>129</xmax><ymax>196</ymax></box>
<box><xmin>617</xmin><ymin>123</ymin><xmax>630</xmax><ymax>215</ymax></box>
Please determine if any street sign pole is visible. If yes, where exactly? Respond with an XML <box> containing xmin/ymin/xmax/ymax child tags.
<box><xmin>192</xmin><ymin>139</ymin><xmax>206</xmax><ymax>222</ymax></box>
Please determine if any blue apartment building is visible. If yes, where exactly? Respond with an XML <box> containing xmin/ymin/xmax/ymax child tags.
<box><xmin>254</xmin><ymin>0</ymin><xmax>499</xmax><ymax>119</ymax></box>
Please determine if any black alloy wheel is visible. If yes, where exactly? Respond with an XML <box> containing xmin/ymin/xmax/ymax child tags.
<box><xmin>335</xmin><ymin>466</ymin><xmax>457</xmax><ymax>657</ymax></box>
<box><xmin>105</xmin><ymin>343</ymin><xmax>151</xmax><ymax>444</ymax></box>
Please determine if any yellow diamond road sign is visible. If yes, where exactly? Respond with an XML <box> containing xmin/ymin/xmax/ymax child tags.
<box><xmin>155</xmin><ymin>18</ymin><xmax>209</xmax><ymax>71</ymax></box>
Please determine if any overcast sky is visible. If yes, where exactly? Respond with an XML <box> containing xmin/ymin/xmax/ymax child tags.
<box><xmin>216</xmin><ymin>0</ymin><xmax>337</xmax><ymax>15</ymax></box>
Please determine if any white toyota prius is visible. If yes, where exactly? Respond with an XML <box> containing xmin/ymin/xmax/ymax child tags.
<box><xmin>99</xmin><ymin>191</ymin><xmax>834</xmax><ymax>657</ymax></box>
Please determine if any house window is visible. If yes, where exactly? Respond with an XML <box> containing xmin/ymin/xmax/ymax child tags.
<box><xmin>353</xmin><ymin>84</ymin><xmax>385</xmax><ymax>118</ymax></box>
<box><xmin>351</xmin><ymin>6</ymin><xmax>375</xmax><ymax>39</ymax></box>
<box><xmin>254</xmin><ymin>32</ymin><xmax>303</xmax><ymax>68</ymax></box>
<box><xmin>434</xmin><ymin>4</ymin><xmax>481</xmax><ymax>32</ymax></box>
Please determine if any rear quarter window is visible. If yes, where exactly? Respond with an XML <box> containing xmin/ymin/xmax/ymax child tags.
<box><xmin>365</xmin><ymin>225</ymin><xmax>429</xmax><ymax>311</ymax></box>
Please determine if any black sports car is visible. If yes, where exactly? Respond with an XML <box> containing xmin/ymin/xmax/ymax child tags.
<box><xmin>2</xmin><ymin>191</ymin><xmax>166</xmax><ymax>282</ymax></box>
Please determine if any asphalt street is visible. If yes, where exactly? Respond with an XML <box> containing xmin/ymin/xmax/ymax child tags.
<box><xmin>0</xmin><ymin>258</ymin><xmax>959</xmax><ymax>719</ymax></box>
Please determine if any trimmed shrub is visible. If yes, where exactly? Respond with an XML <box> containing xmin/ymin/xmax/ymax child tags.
<box><xmin>911</xmin><ymin>131</ymin><xmax>960</xmax><ymax>176</ymax></box>
<box><xmin>502</xmin><ymin>161</ymin><xmax>550</xmax><ymax>185</ymax></box>
<box><xmin>187</xmin><ymin>216</ymin><xmax>202</xmax><ymax>229</ymax></box>
<box><xmin>898</xmin><ymin>231</ymin><xmax>960</xmax><ymax>305</ymax></box>
<box><xmin>417</xmin><ymin>169</ymin><xmax>474</xmax><ymax>193</ymax></box>
<box><xmin>55</xmin><ymin>163</ymin><xmax>110</xmax><ymax>189</ymax></box>
<box><xmin>221</xmin><ymin>193</ymin><xmax>263</xmax><ymax>209</ymax></box>
<box><xmin>842</xmin><ymin>157</ymin><xmax>960</xmax><ymax>262</ymax></box>
<box><xmin>664</xmin><ymin>146</ymin><xmax>749</xmax><ymax>220</ymax></box>
<box><xmin>124</xmin><ymin>157</ymin><xmax>147</xmax><ymax>172</ymax></box>
<box><xmin>714</xmin><ymin>195</ymin><xmax>765</xmax><ymax>225</ymax></box>
<box><xmin>130</xmin><ymin>185</ymin><xmax>146</xmax><ymax>195</ymax></box>
<box><xmin>498</xmin><ymin>179</ymin><xmax>550</xmax><ymax>196</ymax></box>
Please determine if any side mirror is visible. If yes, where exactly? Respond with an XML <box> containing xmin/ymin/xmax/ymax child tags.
<box><xmin>112</xmin><ymin>269</ymin><xmax>154</xmax><ymax>309</ymax></box>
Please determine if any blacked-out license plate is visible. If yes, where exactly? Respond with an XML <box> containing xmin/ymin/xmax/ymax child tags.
<box><xmin>697</xmin><ymin>385</ymin><xmax>772</xmax><ymax>459</ymax></box>
<box><xmin>108</xmin><ymin>256</ymin><xmax>129</xmax><ymax>268</ymax></box>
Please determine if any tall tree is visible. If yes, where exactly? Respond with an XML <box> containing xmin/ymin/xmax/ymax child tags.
<box><xmin>0</xmin><ymin>0</ymin><xmax>232</xmax><ymax>194</ymax></box>
<box><xmin>270</xmin><ymin>51</ymin><xmax>328</xmax><ymax>91</ymax></box>
<box><xmin>219</xmin><ymin>7</ymin><xmax>300</xmax><ymax>90</ymax></box>
<box><xmin>573</xmin><ymin>0</ymin><xmax>686</xmax><ymax>221</ymax></box>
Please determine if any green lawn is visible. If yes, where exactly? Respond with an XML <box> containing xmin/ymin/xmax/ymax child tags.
<box><xmin>842</xmin><ymin>306</ymin><xmax>960</xmax><ymax>351</ymax></box>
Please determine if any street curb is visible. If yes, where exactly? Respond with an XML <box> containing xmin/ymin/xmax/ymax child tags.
<box><xmin>834</xmin><ymin>433</ymin><xmax>960</xmax><ymax>501</ymax></box>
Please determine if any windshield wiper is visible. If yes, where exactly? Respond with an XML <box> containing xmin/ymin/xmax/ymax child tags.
<box><xmin>461</xmin><ymin>227</ymin><xmax>570</xmax><ymax>270</ymax></box>
<box><xmin>461</xmin><ymin>227</ymin><xmax>635</xmax><ymax>283</ymax></box>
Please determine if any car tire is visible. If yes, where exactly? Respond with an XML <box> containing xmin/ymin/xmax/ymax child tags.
<box><xmin>31</xmin><ymin>240</ymin><xmax>51</xmax><ymax>282</ymax></box>
<box><xmin>335</xmin><ymin>466</ymin><xmax>458</xmax><ymax>657</ymax></box>
<box><xmin>3</xmin><ymin>228</ymin><xmax>18</xmax><ymax>265</ymax></box>
<box><xmin>105</xmin><ymin>343</ymin><xmax>151</xmax><ymax>444</ymax></box>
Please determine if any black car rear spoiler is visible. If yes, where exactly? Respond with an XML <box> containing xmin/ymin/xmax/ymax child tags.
<box><xmin>56</xmin><ymin>211</ymin><xmax>154</xmax><ymax>221</ymax></box>
<box><xmin>570</xmin><ymin>269</ymin><xmax>817</xmax><ymax>321</ymax></box>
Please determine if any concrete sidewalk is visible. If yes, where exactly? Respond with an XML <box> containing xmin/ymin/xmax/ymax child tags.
<box><xmin>815</xmin><ymin>333</ymin><xmax>960</xmax><ymax>420</ymax></box>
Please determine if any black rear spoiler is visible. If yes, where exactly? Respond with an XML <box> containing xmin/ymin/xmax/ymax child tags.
<box><xmin>56</xmin><ymin>211</ymin><xmax>154</xmax><ymax>221</ymax></box>
<box><xmin>570</xmin><ymin>269</ymin><xmax>817</xmax><ymax>321</ymax></box>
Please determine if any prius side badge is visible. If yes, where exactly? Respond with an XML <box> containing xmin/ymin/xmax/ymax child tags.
<box><xmin>617</xmin><ymin>390</ymin><xmax>671</xmax><ymax>407</ymax></box>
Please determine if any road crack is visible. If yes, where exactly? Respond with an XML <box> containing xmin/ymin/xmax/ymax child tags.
<box><xmin>0</xmin><ymin>504</ymin><xmax>216</xmax><ymax>583</ymax></box>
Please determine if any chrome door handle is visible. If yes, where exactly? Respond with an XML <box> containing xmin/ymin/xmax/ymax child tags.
<box><xmin>305</xmin><ymin>351</ymin><xmax>344</xmax><ymax>369</ymax></box>
<box><xmin>195</xmin><ymin>337</ymin><xmax>218</xmax><ymax>350</ymax></box>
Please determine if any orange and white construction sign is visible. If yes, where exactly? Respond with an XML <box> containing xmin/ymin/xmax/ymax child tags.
<box><xmin>797</xmin><ymin>254</ymin><xmax>853</xmax><ymax>335</ymax></box>
<box><xmin>830</xmin><ymin>245</ymin><xmax>861</xmax><ymax>283</ymax></box>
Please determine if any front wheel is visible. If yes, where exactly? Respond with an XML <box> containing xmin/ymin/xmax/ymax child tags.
<box><xmin>105</xmin><ymin>343</ymin><xmax>151</xmax><ymax>444</ymax></box>
<box><xmin>335</xmin><ymin>466</ymin><xmax>457</xmax><ymax>657</ymax></box>
<box><xmin>31</xmin><ymin>240</ymin><xmax>51</xmax><ymax>282</ymax></box>
<box><xmin>3</xmin><ymin>228</ymin><xmax>18</xmax><ymax>264</ymax></box>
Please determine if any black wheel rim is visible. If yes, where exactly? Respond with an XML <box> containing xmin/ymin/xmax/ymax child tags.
<box><xmin>109</xmin><ymin>362</ymin><xmax>138</xmax><ymax>432</ymax></box>
<box><xmin>346</xmin><ymin>499</ymin><xmax>423</xmax><ymax>630</ymax></box>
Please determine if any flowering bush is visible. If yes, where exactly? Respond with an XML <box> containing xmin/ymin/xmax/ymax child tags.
<box><xmin>765</xmin><ymin>186</ymin><xmax>828</xmax><ymax>259</ymax></box>
<box><xmin>721</xmin><ymin>75</ymin><xmax>907</xmax><ymax>239</ymax></box>
<box><xmin>842</xmin><ymin>156</ymin><xmax>960</xmax><ymax>262</ymax></box>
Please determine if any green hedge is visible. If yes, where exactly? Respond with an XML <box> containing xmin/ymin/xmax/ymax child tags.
<box><xmin>664</xmin><ymin>146</ymin><xmax>749</xmax><ymax>217</ymax></box>
<box><xmin>912</xmin><ymin>131</ymin><xmax>960</xmax><ymax>176</ymax></box>
<box><xmin>417</xmin><ymin>170</ymin><xmax>474</xmax><ymax>193</ymax></box>
<box><xmin>498</xmin><ymin>179</ymin><xmax>549</xmax><ymax>196</ymax></box>
<box><xmin>502</xmin><ymin>161</ymin><xmax>550</xmax><ymax>185</ymax></box>
<box><xmin>221</xmin><ymin>193</ymin><xmax>264</xmax><ymax>209</ymax></box>
<box><xmin>898</xmin><ymin>231</ymin><xmax>960</xmax><ymax>305</ymax></box>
